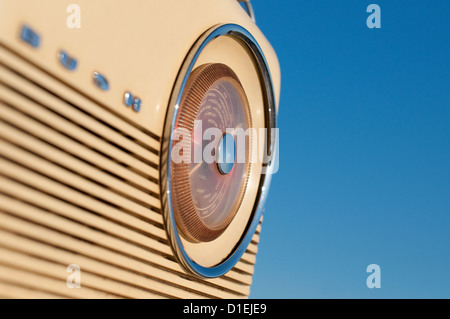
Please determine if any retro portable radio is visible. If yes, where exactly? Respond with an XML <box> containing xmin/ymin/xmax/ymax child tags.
<box><xmin>0</xmin><ymin>0</ymin><xmax>280</xmax><ymax>298</ymax></box>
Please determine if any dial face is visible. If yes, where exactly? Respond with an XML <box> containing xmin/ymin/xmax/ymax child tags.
<box><xmin>170</xmin><ymin>63</ymin><xmax>251</xmax><ymax>243</ymax></box>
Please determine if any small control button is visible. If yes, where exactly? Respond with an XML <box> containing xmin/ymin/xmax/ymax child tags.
<box><xmin>123</xmin><ymin>91</ymin><xmax>141</xmax><ymax>112</ymax></box>
<box><xmin>93</xmin><ymin>72</ymin><xmax>109</xmax><ymax>91</ymax></box>
<box><xmin>132</xmin><ymin>97</ymin><xmax>141</xmax><ymax>113</ymax></box>
<box><xmin>124</xmin><ymin>91</ymin><xmax>134</xmax><ymax>107</ymax></box>
<box><xmin>58</xmin><ymin>50</ymin><xmax>78</xmax><ymax>71</ymax></box>
<box><xmin>20</xmin><ymin>25</ymin><xmax>40</xmax><ymax>48</ymax></box>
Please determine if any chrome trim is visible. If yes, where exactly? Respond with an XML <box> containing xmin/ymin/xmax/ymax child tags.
<box><xmin>238</xmin><ymin>0</ymin><xmax>256</xmax><ymax>23</ymax></box>
<box><xmin>161</xmin><ymin>24</ymin><xmax>277</xmax><ymax>278</ymax></box>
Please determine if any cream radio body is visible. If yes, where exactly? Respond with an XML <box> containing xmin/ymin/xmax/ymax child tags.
<box><xmin>0</xmin><ymin>0</ymin><xmax>280</xmax><ymax>298</ymax></box>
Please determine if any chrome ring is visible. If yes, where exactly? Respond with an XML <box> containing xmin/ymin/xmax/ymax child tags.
<box><xmin>160</xmin><ymin>24</ymin><xmax>277</xmax><ymax>278</ymax></box>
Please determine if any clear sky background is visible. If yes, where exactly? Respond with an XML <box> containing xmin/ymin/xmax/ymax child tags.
<box><xmin>249</xmin><ymin>0</ymin><xmax>450</xmax><ymax>298</ymax></box>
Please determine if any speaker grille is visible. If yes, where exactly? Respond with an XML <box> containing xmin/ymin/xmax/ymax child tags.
<box><xmin>0</xmin><ymin>43</ymin><xmax>261</xmax><ymax>299</ymax></box>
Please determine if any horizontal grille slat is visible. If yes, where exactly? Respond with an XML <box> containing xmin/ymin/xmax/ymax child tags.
<box><xmin>0</xmin><ymin>45</ymin><xmax>161</xmax><ymax>147</ymax></box>
<box><xmin>0</xmin><ymin>181</ymin><xmax>254</xmax><ymax>292</ymax></box>
<box><xmin>0</xmin><ymin>125</ymin><xmax>161</xmax><ymax>215</ymax></box>
<box><xmin>0</xmin><ymin>146</ymin><xmax>165</xmax><ymax>230</ymax></box>
<box><xmin>0</xmin><ymin>98</ymin><xmax>159</xmax><ymax>197</ymax></box>
<box><xmin>0</xmin><ymin>122</ymin><xmax>160</xmax><ymax>209</ymax></box>
<box><xmin>0</xmin><ymin>78</ymin><xmax>160</xmax><ymax>187</ymax></box>
<box><xmin>0</xmin><ymin>62</ymin><xmax>160</xmax><ymax>162</ymax></box>
<box><xmin>0</xmin><ymin>281</ymin><xmax>65</xmax><ymax>299</ymax></box>
<box><xmin>0</xmin><ymin>205</ymin><xmax>248</xmax><ymax>298</ymax></box>
<box><xmin>0</xmin><ymin>263</ymin><xmax>121</xmax><ymax>299</ymax></box>
<box><xmin>0</xmin><ymin>173</ymin><xmax>254</xmax><ymax>294</ymax></box>
<box><xmin>0</xmin><ymin>119</ymin><xmax>162</xmax><ymax>217</ymax></box>
<box><xmin>0</xmin><ymin>246</ymin><xmax>169</xmax><ymax>299</ymax></box>
<box><xmin>0</xmin><ymin>153</ymin><xmax>255</xmax><ymax>288</ymax></box>
<box><xmin>0</xmin><ymin>41</ymin><xmax>259</xmax><ymax>299</ymax></box>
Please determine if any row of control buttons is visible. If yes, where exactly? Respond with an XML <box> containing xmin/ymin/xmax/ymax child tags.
<box><xmin>19</xmin><ymin>24</ymin><xmax>141</xmax><ymax>113</ymax></box>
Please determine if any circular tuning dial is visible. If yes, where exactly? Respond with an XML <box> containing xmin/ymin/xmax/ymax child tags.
<box><xmin>170</xmin><ymin>63</ymin><xmax>251</xmax><ymax>243</ymax></box>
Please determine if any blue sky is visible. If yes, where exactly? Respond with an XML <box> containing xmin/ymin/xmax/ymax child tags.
<box><xmin>250</xmin><ymin>0</ymin><xmax>450</xmax><ymax>298</ymax></box>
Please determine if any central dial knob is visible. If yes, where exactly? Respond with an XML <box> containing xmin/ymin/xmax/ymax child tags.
<box><xmin>216</xmin><ymin>133</ymin><xmax>236</xmax><ymax>175</ymax></box>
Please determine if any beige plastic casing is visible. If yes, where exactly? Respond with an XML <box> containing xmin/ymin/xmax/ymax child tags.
<box><xmin>0</xmin><ymin>0</ymin><xmax>280</xmax><ymax>135</ymax></box>
<box><xmin>0</xmin><ymin>0</ymin><xmax>280</xmax><ymax>299</ymax></box>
